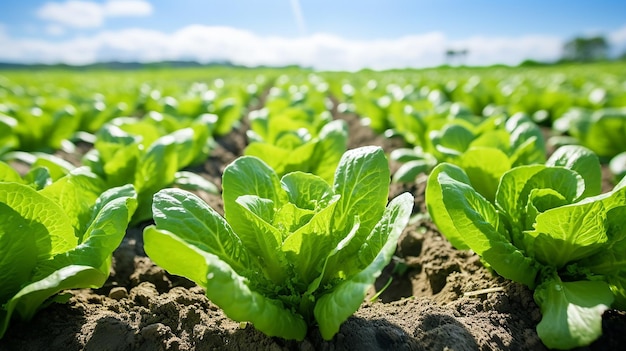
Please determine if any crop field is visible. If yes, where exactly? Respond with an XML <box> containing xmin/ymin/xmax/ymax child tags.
<box><xmin>1</xmin><ymin>62</ymin><xmax>626</xmax><ymax>350</ymax></box>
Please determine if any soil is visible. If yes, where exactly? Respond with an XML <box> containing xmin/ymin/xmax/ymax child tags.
<box><xmin>2</xmin><ymin>102</ymin><xmax>626</xmax><ymax>351</ymax></box>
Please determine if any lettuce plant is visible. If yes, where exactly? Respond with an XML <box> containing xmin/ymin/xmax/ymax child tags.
<box><xmin>426</xmin><ymin>145</ymin><xmax>626</xmax><ymax>349</ymax></box>
<box><xmin>144</xmin><ymin>146</ymin><xmax>413</xmax><ymax>340</ymax></box>
<box><xmin>393</xmin><ymin>112</ymin><xmax>545</xmax><ymax>202</ymax></box>
<box><xmin>245</xmin><ymin>107</ymin><xmax>347</xmax><ymax>184</ymax></box>
<box><xmin>0</xmin><ymin>173</ymin><xmax>137</xmax><ymax>338</ymax></box>
<box><xmin>245</xmin><ymin>119</ymin><xmax>347</xmax><ymax>184</ymax></box>
<box><xmin>610</xmin><ymin>151</ymin><xmax>626</xmax><ymax>182</ymax></box>
<box><xmin>7</xmin><ymin>104</ymin><xmax>80</xmax><ymax>153</ymax></box>
<box><xmin>1</xmin><ymin>152</ymin><xmax>79</xmax><ymax>188</ymax></box>
<box><xmin>0</xmin><ymin>113</ymin><xmax>18</xmax><ymax>157</ymax></box>
<box><xmin>0</xmin><ymin>160</ymin><xmax>59</xmax><ymax>191</ymax></box>
<box><xmin>83</xmin><ymin>114</ymin><xmax>217</xmax><ymax>223</ymax></box>
<box><xmin>348</xmin><ymin>81</ymin><xmax>393</xmax><ymax>133</ymax></box>
<box><xmin>141</xmin><ymin>82</ymin><xmax>247</xmax><ymax>136</ymax></box>
<box><xmin>553</xmin><ymin>107</ymin><xmax>626</xmax><ymax>160</ymax></box>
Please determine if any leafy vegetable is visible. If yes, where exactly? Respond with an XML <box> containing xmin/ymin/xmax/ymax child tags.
<box><xmin>553</xmin><ymin>107</ymin><xmax>626</xmax><ymax>160</ymax></box>
<box><xmin>83</xmin><ymin>114</ymin><xmax>217</xmax><ymax>223</ymax></box>
<box><xmin>426</xmin><ymin>145</ymin><xmax>626</xmax><ymax>349</ymax></box>
<box><xmin>609</xmin><ymin>151</ymin><xmax>626</xmax><ymax>183</ymax></box>
<box><xmin>245</xmin><ymin>118</ymin><xmax>348</xmax><ymax>184</ymax></box>
<box><xmin>140</xmin><ymin>81</ymin><xmax>248</xmax><ymax>136</ymax></box>
<box><xmin>244</xmin><ymin>92</ymin><xmax>347</xmax><ymax>184</ymax></box>
<box><xmin>0</xmin><ymin>113</ymin><xmax>18</xmax><ymax>157</ymax></box>
<box><xmin>1</xmin><ymin>151</ymin><xmax>78</xmax><ymax>186</ymax></box>
<box><xmin>393</xmin><ymin>112</ymin><xmax>545</xmax><ymax>202</ymax></box>
<box><xmin>144</xmin><ymin>146</ymin><xmax>413</xmax><ymax>340</ymax></box>
<box><xmin>0</xmin><ymin>175</ymin><xmax>137</xmax><ymax>338</ymax></box>
<box><xmin>10</xmin><ymin>105</ymin><xmax>80</xmax><ymax>153</ymax></box>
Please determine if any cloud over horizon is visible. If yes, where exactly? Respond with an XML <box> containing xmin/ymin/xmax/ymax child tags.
<box><xmin>0</xmin><ymin>24</ymin><xmax>580</xmax><ymax>70</ymax></box>
<box><xmin>36</xmin><ymin>0</ymin><xmax>153</xmax><ymax>29</ymax></box>
<box><xmin>0</xmin><ymin>0</ymin><xmax>626</xmax><ymax>70</ymax></box>
<box><xmin>3</xmin><ymin>0</ymin><xmax>626</xmax><ymax>71</ymax></box>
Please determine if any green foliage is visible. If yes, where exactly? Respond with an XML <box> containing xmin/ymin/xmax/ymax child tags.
<box><xmin>392</xmin><ymin>112</ymin><xmax>545</xmax><ymax>202</ymax></box>
<box><xmin>0</xmin><ymin>176</ymin><xmax>137</xmax><ymax>338</ymax></box>
<box><xmin>609</xmin><ymin>152</ymin><xmax>626</xmax><ymax>182</ymax></box>
<box><xmin>245</xmin><ymin>94</ymin><xmax>347</xmax><ymax>183</ymax></box>
<box><xmin>0</xmin><ymin>113</ymin><xmax>18</xmax><ymax>156</ymax></box>
<box><xmin>562</xmin><ymin>36</ymin><xmax>609</xmax><ymax>62</ymax></box>
<box><xmin>83</xmin><ymin>114</ymin><xmax>217</xmax><ymax>223</ymax></box>
<box><xmin>245</xmin><ymin>118</ymin><xmax>348</xmax><ymax>184</ymax></box>
<box><xmin>534</xmin><ymin>278</ymin><xmax>614</xmax><ymax>349</ymax></box>
<box><xmin>11</xmin><ymin>105</ymin><xmax>80</xmax><ymax>152</ymax></box>
<box><xmin>140</xmin><ymin>81</ymin><xmax>249</xmax><ymax>136</ymax></box>
<box><xmin>2</xmin><ymin>62</ymin><xmax>626</xmax><ymax>346</ymax></box>
<box><xmin>426</xmin><ymin>145</ymin><xmax>626</xmax><ymax>349</ymax></box>
<box><xmin>144</xmin><ymin>146</ymin><xmax>413</xmax><ymax>340</ymax></box>
<box><xmin>0</xmin><ymin>152</ymin><xmax>78</xmax><ymax>187</ymax></box>
<box><xmin>554</xmin><ymin>107</ymin><xmax>626</xmax><ymax>160</ymax></box>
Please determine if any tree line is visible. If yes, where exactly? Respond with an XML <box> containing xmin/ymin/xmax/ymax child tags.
<box><xmin>445</xmin><ymin>35</ymin><xmax>625</xmax><ymax>66</ymax></box>
<box><xmin>561</xmin><ymin>36</ymin><xmax>612</xmax><ymax>62</ymax></box>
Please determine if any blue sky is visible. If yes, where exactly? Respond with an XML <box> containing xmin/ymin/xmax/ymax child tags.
<box><xmin>1</xmin><ymin>0</ymin><xmax>625</xmax><ymax>70</ymax></box>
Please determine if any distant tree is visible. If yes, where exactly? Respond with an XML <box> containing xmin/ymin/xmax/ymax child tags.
<box><xmin>518</xmin><ymin>59</ymin><xmax>549</xmax><ymax>67</ymax></box>
<box><xmin>445</xmin><ymin>49</ymin><xmax>468</xmax><ymax>65</ymax></box>
<box><xmin>562</xmin><ymin>36</ymin><xmax>609</xmax><ymax>62</ymax></box>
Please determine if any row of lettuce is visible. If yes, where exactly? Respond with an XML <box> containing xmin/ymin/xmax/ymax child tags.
<box><xmin>1</xmin><ymin>63</ymin><xmax>626</xmax><ymax>349</ymax></box>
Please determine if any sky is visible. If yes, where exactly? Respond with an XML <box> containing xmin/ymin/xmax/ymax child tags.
<box><xmin>1</xmin><ymin>0</ymin><xmax>626</xmax><ymax>70</ymax></box>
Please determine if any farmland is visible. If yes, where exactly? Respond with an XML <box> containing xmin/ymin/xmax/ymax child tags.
<box><xmin>1</xmin><ymin>61</ymin><xmax>626</xmax><ymax>350</ymax></box>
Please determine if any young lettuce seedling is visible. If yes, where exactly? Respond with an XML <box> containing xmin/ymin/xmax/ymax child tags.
<box><xmin>245</xmin><ymin>107</ymin><xmax>347</xmax><ymax>184</ymax></box>
<box><xmin>553</xmin><ymin>107</ymin><xmax>626</xmax><ymax>161</ymax></box>
<box><xmin>393</xmin><ymin>113</ymin><xmax>545</xmax><ymax>202</ymax></box>
<box><xmin>0</xmin><ymin>172</ymin><xmax>137</xmax><ymax>338</ymax></box>
<box><xmin>0</xmin><ymin>113</ymin><xmax>18</xmax><ymax>157</ymax></box>
<box><xmin>245</xmin><ymin>119</ymin><xmax>348</xmax><ymax>184</ymax></box>
<box><xmin>426</xmin><ymin>145</ymin><xmax>626</xmax><ymax>349</ymax></box>
<box><xmin>83</xmin><ymin>114</ymin><xmax>218</xmax><ymax>224</ymax></box>
<box><xmin>143</xmin><ymin>146</ymin><xmax>413</xmax><ymax>340</ymax></box>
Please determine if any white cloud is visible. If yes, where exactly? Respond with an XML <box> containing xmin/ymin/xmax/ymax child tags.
<box><xmin>36</xmin><ymin>0</ymin><xmax>153</xmax><ymax>29</ymax></box>
<box><xmin>45</xmin><ymin>24</ymin><xmax>66</xmax><ymax>36</ymax></box>
<box><xmin>0</xmin><ymin>24</ymin><xmax>588</xmax><ymax>70</ymax></box>
<box><xmin>451</xmin><ymin>35</ymin><xmax>562</xmax><ymax>66</ymax></box>
<box><xmin>609</xmin><ymin>24</ymin><xmax>626</xmax><ymax>45</ymax></box>
<box><xmin>37</xmin><ymin>1</ymin><xmax>104</xmax><ymax>28</ymax></box>
<box><xmin>104</xmin><ymin>0</ymin><xmax>153</xmax><ymax>17</ymax></box>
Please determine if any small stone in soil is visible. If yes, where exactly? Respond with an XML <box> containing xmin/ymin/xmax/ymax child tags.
<box><xmin>108</xmin><ymin>287</ymin><xmax>128</xmax><ymax>300</ymax></box>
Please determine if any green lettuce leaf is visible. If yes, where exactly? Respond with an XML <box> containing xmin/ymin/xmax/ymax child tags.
<box><xmin>314</xmin><ymin>192</ymin><xmax>413</xmax><ymax>339</ymax></box>
<box><xmin>0</xmin><ymin>183</ymin><xmax>76</xmax><ymax>261</ymax></box>
<box><xmin>323</xmin><ymin>146</ymin><xmax>390</xmax><ymax>280</ymax></box>
<box><xmin>0</xmin><ymin>162</ymin><xmax>22</xmax><ymax>183</ymax></box>
<box><xmin>525</xmin><ymin>201</ymin><xmax>607</xmax><ymax>268</ymax></box>
<box><xmin>428</xmin><ymin>144</ymin><xmax>623</xmax><ymax>349</ymax></box>
<box><xmin>458</xmin><ymin>147</ymin><xmax>511</xmax><ymax>202</ymax></box>
<box><xmin>436</xmin><ymin>167</ymin><xmax>539</xmax><ymax>287</ymax></box>
<box><xmin>143</xmin><ymin>226</ymin><xmax>308</xmax><ymax>340</ymax></box>
<box><xmin>535</xmin><ymin>278</ymin><xmax>613</xmax><ymax>350</ymax></box>
<box><xmin>426</xmin><ymin>163</ymin><xmax>474</xmax><ymax>250</ymax></box>
<box><xmin>282</xmin><ymin>199</ymin><xmax>340</xmax><ymax>286</ymax></box>
<box><xmin>546</xmin><ymin>145</ymin><xmax>601</xmax><ymax>199</ymax></box>
<box><xmin>151</xmin><ymin>188</ymin><xmax>250</xmax><ymax>274</ymax></box>
<box><xmin>145</xmin><ymin>146</ymin><xmax>413</xmax><ymax>341</ymax></box>
<box><xmin>39</xmin><ymin>167</ymin><xmax>105</xmax><ymax>236</ymax></box>
<box><xmin>0</xmin><ymin>182</ymin><xmax>136</xmax><ymax>339</ymax></box>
